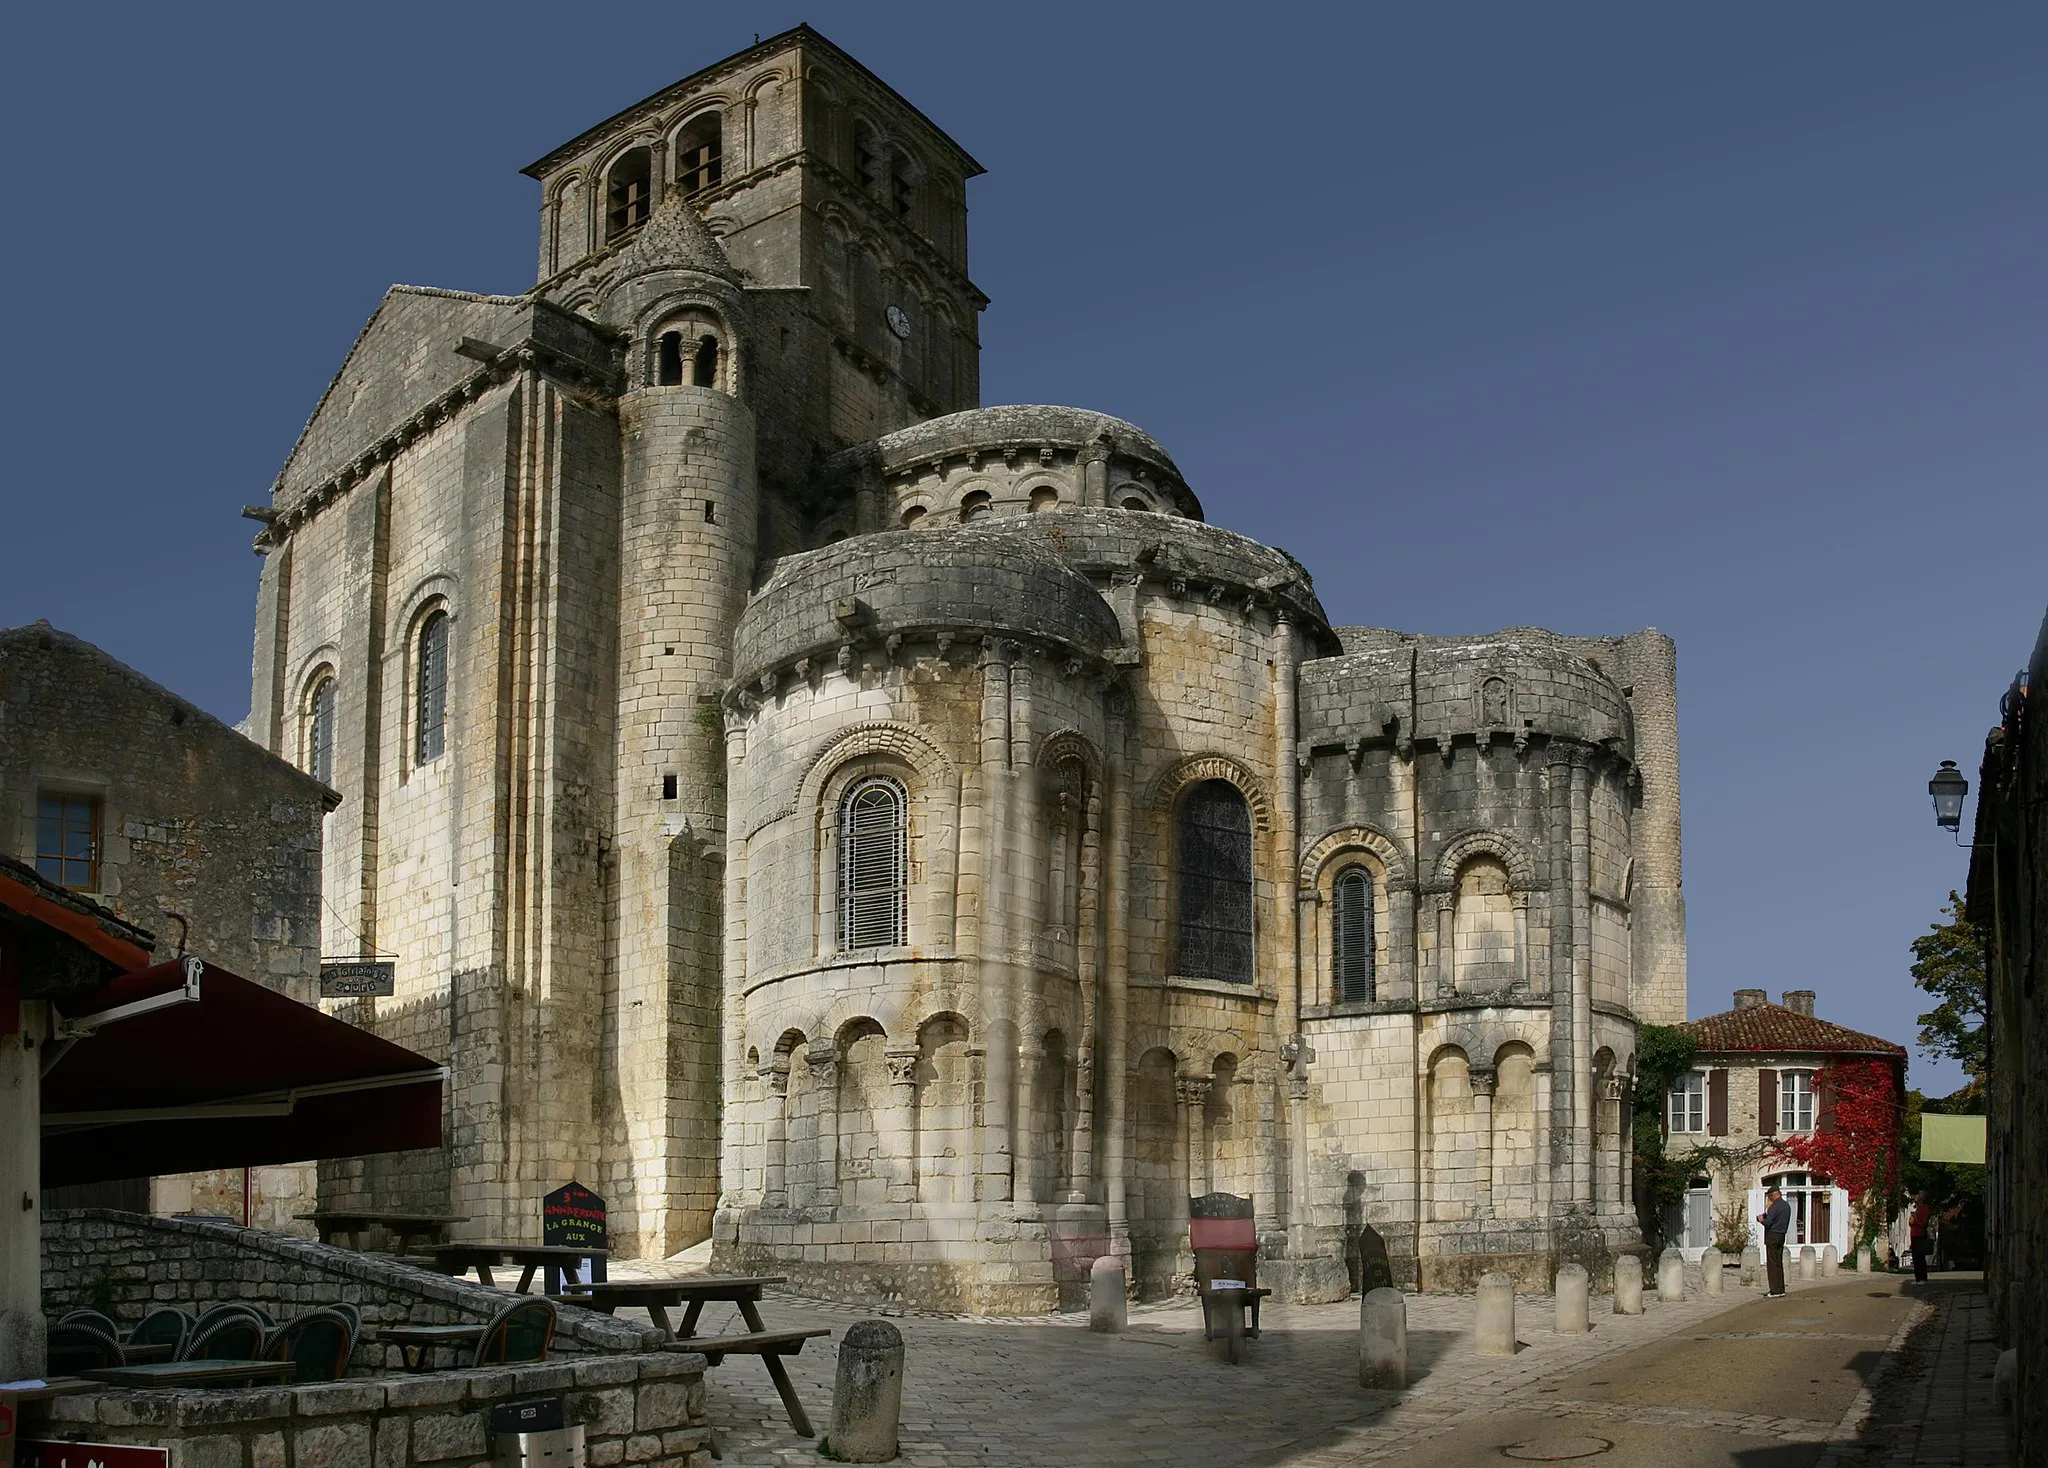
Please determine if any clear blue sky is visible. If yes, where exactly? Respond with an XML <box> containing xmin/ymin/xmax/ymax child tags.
<box><xmin>4</xmin><ymin>3</ymin><xmax>2041</xmax><ymax>1093</ymax></box>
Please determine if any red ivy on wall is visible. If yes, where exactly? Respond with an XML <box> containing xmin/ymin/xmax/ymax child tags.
<box><xmin>1773</xmin><ymin>1058</ymin><xmax>1904</xmax><ymax>1219</ymax></box>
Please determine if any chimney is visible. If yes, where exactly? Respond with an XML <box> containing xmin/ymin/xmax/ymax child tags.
<box><xmin>1734</xmin><ymin>989</ymin><xmax>1767</xmax><ymax>1010</ymax></box>
<box><xmin>1782</xmin><ymin>990</ymin><xmax>1816</xmax><ymax>1017</ymax></box>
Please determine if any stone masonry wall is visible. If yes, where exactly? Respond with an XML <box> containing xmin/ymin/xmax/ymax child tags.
<box><xmin>23</xmin><ymin>1352</ymin><xmax>711</xmax><ymax>1468</ymax></box>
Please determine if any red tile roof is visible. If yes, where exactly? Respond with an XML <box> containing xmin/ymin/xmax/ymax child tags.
<box><xmin>1680</xmin><ymin>1002</ymin><xmax>1906</xmax><ymax>1058</ymax></box>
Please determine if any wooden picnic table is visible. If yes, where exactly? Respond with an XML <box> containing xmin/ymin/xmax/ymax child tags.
<box><xmin>427</xmin><ymin>1242</ymin><xmax>604</xmax><ymax>1295</ymax></box>
<box><xmin>117</xmin><ymin>1342</ymin><xmax>175</xmax><ymax>1364</ymax></box>
<box><xmin>295</xmin><ymin>1210</ymin><xmax>469</xmax><ymax>1252</ymax></box>
<box><xmin>556</xmin><ymin>1276</ymin><xmax>824</xmax><ymax>1437</ymax></box>
<box><xmin>369</xmin><ymin>1323</ymin><xmax>487</xmax><ymax>1373</ymax></box>
<box><xmin>79</xmin><ymin>1359</ymin><xmax>296</xmax><ymax>1389</ymax></box>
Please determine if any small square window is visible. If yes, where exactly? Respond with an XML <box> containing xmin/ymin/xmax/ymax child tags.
<box><xmin>36</xmin><ymin>792</ymin><xmax>101</xmax><ymax>890</ymax></box>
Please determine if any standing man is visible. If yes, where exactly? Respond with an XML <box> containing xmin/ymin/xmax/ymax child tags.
<box><xmin>1757</xmin><ymin>1185</ymin><xmax>1792</xmax><ymax>1297</ymax></box>
<box><xmin>1909</xmin><ymin>1191</ymin><xmax>1932</xmax><ymax>1282</ymax></box>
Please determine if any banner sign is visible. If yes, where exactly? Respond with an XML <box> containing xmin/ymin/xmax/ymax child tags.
<box><xmin>543</xmin><ymin>1181</ymin><xmax>607</xmax><ymax>1286</ymax></box>
<box><xmin>320</xmin><ymin>961</ymin><xmax>395</xmax><ymax>998</ymax></box>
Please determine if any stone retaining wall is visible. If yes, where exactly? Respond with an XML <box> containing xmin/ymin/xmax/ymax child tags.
<box><xmin>42</xmin><ymin>1212</ymin><xmax>659</xmax><ymax>1369</ymax></box>
<box><xmin>20</xmin><ymin>1351</ymin><xmax>712</xmax><ymax>1468</ymax></box>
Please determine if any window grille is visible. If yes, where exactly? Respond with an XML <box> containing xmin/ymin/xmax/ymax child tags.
<box><xmin>36</xmin><ymin>792</ymin><xmax>100</xmax><ymax>890</ymax></box>
<box><xmin>1177</xmin><ymin>780</ymin><xmax>1253</xmax><ymax>983</ymax></box>
<box><xmin>839</xmin><ymin>777</ymin><xmax>907</xmax><ymax>950</ymax></box>
<box><xmin>416</xmin><ymin>611</ymin><xmax>449</xmax><ymax>765</ymax></box>
<box><xmin>308</xmin><ymin>676</ymin><xmax>336</xmax><ymax>786</ymax></box>
<box><xmin>1332</xmin><ymin>865</ymin><xmax>1375</xmax><ymax>1003</ymax></box>
<box><xmin>675</xmin><ymin>115</ymin><xmax>723</xmax><ymax>195</ymax></box>
<box><xmin>606</xmin><ymin>149</ymin><xmax>653</xmax><ymax>240</ymax></box>
<box><xmin>1780</xmin><ymin>1070</ymin><xmax>1816</xmax><ymax>1133</ymax></box>
<box><xmin>1667</xmin><ymin>1071</ymin><xmax>1706</xmax><ymax>1134</ymax></box>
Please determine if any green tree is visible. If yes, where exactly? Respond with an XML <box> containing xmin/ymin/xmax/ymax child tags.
<box><xmin>1910</xmin><ymin>893</ymin><xmax>1988</xmax><ymax>1093</ymax></box>
<box><xmin>1631</xmin><ymin>1023</ymin><xmax>1698</xmax><ymax>1251</ymax></box>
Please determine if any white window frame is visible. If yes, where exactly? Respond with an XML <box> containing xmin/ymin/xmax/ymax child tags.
<box><xmin>838</xmin><ymin>776</ymin><xmax>907</xmax><ymax>952</ymax></box>
<box><xmin>1667</xmin><ymin>1070</ymin><xmax>1706</xmax><ymax>1134</ymax></box>
<box><xmin>1780</xmin><ymin>1069</ymin><xmax>1816</xmax><ymax>1134</ymax></box>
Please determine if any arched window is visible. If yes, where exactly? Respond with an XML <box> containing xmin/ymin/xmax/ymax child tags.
<box><xmin>899</xmin><ymin>505</ymin><xmax>927</xmax><ymax>528</ymax></box>
<box><xmin>307</xmin><ymin>675</ymin><xmax>337</xmax><ymax>786</ymax></box>
<box><xmin>692</xmin><ymin>334</ymin><xmax>719</xmax><ymax>388</ymax></box>
<box><xmin>415</xmin><ymin>610</ymin><xmax>449</xmax><ymax>765</ymax></box>
<box><xmin>1028</xmin><ymin>486</ymin><xmax>1059</xmax><ymax>513</ymax></box>
<box><xmin>1177</xmin><ymin>779</ymin><xmax>1253</xmax><ymax>983</ymax></box>
<box><xmin>675</xmin><ymin>113</ymin><xmax>723</xmax><ymax>194</ymax></box>
<box><xmin>1332</xmin><ymin>865</ymin><xmax>1375</xmax><ymax>1003</ymax></box>
<box><xmin>1120</xmin><ymin>495</ymin><xmax>1150</xmax><ymax>512</ymax></box>
<box><xmin>605</xmin><ymin>147</ymin><xmax>653</xmax><ymax>241</ymax></box>
<box><xmin>890</xmin><ymin>150</ymin><xmax>918</xmax><ymax>221</ymax></box>
<box><xmin>657</xmin><ymin>331</ymin><xmax>684</xmax><ymax>385</ymax></box>
<box><xmin>959</xmin><ymin>490</ymin><xmax>991</xmax><ymax>522</ymax></box>
<box><xmin>852</xmin><ymin>119</ymin><xmax>881</xmax><ymax>194</ymax></box>
<box><xmin>839</xmin><ymin>777</ymin><xmax>906</xmax><ymax>950</ymax></box>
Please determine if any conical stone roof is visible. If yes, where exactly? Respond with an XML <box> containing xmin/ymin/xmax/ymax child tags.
<box><xmin>611</xmin><ymin>186</ymin><xmax>739</xmax><ymax>283</ymax></box>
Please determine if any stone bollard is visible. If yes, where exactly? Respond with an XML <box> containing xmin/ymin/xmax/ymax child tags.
<box><xmin>1700</xmin><ymin>1247</ymin><xmax>1724</xmax><ymax>1295</ymax></box>
<box><xmin>1856</xmin><ymin>1244</ymin><xmax>1873</xmax><ymax>1274</ymax></box>
<box><xmin>1358</xmin><ymin>1287</ymin><xmax>1408</xmax><ymax>1389</ymax></box>
<box><xmin>1613</xmin><ymin>1253</ymin><xmax>1644</xmax><ymax>1315</ymax></box>
<box><xmin>1994</xmin><ymin>1348</ymin><xmax>2017</xmax><ymax>1415</ymax></box>
<box><xmin>1657</xmin><ymin>1247</ymin><xmax>1686</xmax><ymax>1302</ymax></box>
<box><xmin>1475</xmin><ymin>1272</ymin><xmax>1517</xmax><ymax>1357</ymax></box>
<box><xmin>1799</xmin><ymin>1246</ymin><xmax>1819</xmax><ymax>1281</ymax></box>
<box><xmin>1740</xmin><ymin>1245</ymin><xmax>1761</xmax><ymax>1287</ymax></box>
<box><xmin>827</xmin><ymin>1319</ymin><xmax>906</xmax><ymax>1463</ymax></box>
<box><xmin>1555</xmin><ymin>1264</ymin><xmax>1590</xmax><ymax>1333</ymax></box>
<box><xmin>1089</xmin><ymin>1255</ymin><xmax>1127</xmax><ymax>1333</ymax></box>
<box><xmin>1821</xmin><ymin>1245</ymin><xmax>1839</xmax><ymax>1277</ymax></box>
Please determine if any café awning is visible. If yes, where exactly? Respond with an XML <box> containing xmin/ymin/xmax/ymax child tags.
<box><xmin>40</xmin><ymin>956</ymin><xmax>444</xmax><ymax>1186</ymax></box>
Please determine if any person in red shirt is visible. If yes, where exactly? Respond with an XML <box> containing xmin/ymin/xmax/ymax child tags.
<box><xmin>1909</xmin><ymin>1192</ymin><xmax>1932</xmax><ymax>1282</ymax></box>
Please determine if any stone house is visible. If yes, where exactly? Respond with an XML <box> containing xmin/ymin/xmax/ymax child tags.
<box><xmin>1665</xmin><ymin>988</ymin><xmax>1906</xmax><ymax>1262</ymax></box>
<box><xmin>243</xmin><ymin>25</ymin><xmax>1689</xmax><ymax>1307</ymax></box>
<box><xmin>0</xmin><ymin>621</ymin><xmax>337</xmax><ymax>1228</ymax></box>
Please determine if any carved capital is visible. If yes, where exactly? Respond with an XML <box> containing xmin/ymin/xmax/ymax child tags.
<box><xmin>883</xmin><ymin>1045</ymin><xmax>921</xmax><ymax>1088</ymax></box>
<box><xmin>806</xmin><ymin>1043</ymin><xmax>840</xmax><ymax>1082</ymax></box>
<box><xmin>1468</xmin><ymin>1067</ymin><xmax>1498</xmax><ymax>1099</ymax></box>
<box><xmin>1175</xmin><ymin>1074</ymin><xmax>1213</xmax><ymax>1109</ymax></box>
<box><xmin>761</xmin><ymin>1059</ymin><xmax>790</xmax><ymax>1098</ymax></box>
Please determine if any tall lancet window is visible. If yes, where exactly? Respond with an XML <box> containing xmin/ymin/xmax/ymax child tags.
<box><xmin>307</xmin><ymin>675</ymin><xmax>337</xmax><ymax>786</ymax></box>
<box><xmin>416</xmin><ymin>611</ymin><xmax>450</xmax><ymax>765</ymax></box>
<box><xmin>839</xmin><ymin>777</ymin><xmax>907</xmax><ymax>951</ymax></box>
<box><xmin>1177</xmin><ymin>779</ymin><xmax>1254</xmax><ymax>983</ymax></box>
<box><xmin>1333</xmin><ymin>865</ymin><xmax>1376</xmax><ymax>1003</ymax></box>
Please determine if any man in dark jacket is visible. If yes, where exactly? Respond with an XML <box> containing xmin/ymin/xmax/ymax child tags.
<box><xmin>1758</xmin><ymin>1186</ymin><xmax>1792</xmax><ymax>1297</ymax></box>
<box><xmin>1909</xmin><ymin>1192</ymin><xmax>1932</xmax><ymax>1282</ymax></box>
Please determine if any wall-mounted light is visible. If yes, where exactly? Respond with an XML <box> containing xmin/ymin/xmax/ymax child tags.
<box><xmin>1928</xmin><ymin>760</ymin><xmax>1969</xmax><ymax>832</ymax></box>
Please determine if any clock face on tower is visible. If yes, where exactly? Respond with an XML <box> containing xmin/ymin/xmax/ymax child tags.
<box><xmin>886</xmin><ymin>304</ymin><xmax>913</xmax><ymax>340</ymax></box>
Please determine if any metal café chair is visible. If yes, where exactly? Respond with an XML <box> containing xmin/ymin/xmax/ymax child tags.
<box><xmin>471</xmin><ymin>1297</ymin><xmax>557</xmax><ymax>1367</ymax></box>
<box><xmin>127</xmin><ymin>1306</ymin><xmax>195</xmax><ymax>1358</ymax></box>
<box><xmin>47</xmin><ymin>1321</ymin><xmax>124</xmax><ymax>1374</ymax></box>
<box><xmin>265</xmin><ymin>1307</ymin><xmax>356</xmax><ymax>1382</ymax></box>
<box><xmin>185</xmin><ymin>1313</ymin><xmax>266</xmax><ymax>1362</ymax></box>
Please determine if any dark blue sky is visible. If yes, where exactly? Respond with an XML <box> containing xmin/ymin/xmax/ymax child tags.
<box><xmin>5</xmin><ymin>3</ymin><xmax>2041</xmax><ymax>1091</ymax></box>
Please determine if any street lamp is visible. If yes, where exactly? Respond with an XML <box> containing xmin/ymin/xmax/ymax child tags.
<box><xmin>1928</xmin><ymin>760</ymin><xmax>1969</xmax><ymax>832</ymax></box>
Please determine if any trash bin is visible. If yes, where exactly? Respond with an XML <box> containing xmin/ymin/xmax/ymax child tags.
<box><xmin>491</xmin><ymin>1398</ymin><xmax>584</xmax><ymax>1468</ymax></box>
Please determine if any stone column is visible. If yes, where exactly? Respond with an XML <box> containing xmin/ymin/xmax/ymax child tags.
<box><xmin>1469</xmin><ymin>1066</ymin><xmax>1497</xmax><ymax>1223</ymax></box>
<box><xmin>1009</xmin><ymin>657</ymin><xmax>1040</xmax><ymax>1211</ymax></box>
<box><xmin>1546</xmin><ymin>753</ymin><xmax>1578</xmax><ymax>1210</ymax></box>
<box><xmin>808</xmin><ymin>1043</ymin><xmax>841</xmax><ymax>1210</ymax></box>
<box><xmin>977</xmin><ymin>645</ymin><xmax>1014</xmax><ymax>1204</ymax></box>
<box><xmin>1532</xmin><ymin>1062</ymin><xmax>1554</xmax><ymax>1222</ymax></box>
<box><xmin>1433</xmin><ymin>894</ymin><xmax>1457</xmax><ymax>998</ymax></box>
<box><xmin>1102</xmin><ymin>693</ymin><xmax>1132</xmax><ymax>1240</ymax></box>
<box><xmin>884</xmin><ymin>1045</ymin><xmax>922</xmax><ymax>1203</ymax></box>
<box><xmin>1178</xmin><ymin>1074</ymin><xmax>1214</xmax><ymax>1197</ymax></box>
<box><xmin>1080</xmin><ymin>436</ymin><xmax>1111</xmax><ymax>507</ymax></box>
<box><xmin>1068</xmin><ymin>786</ymin><xmax>1104</xmax><ymax>1202</ymax></box>
<box><xmin>1571</xmin><ymin>758</ymin><xmax>1594</xmax><ymax>1208</ymax></box>
<box><xmin>1273</xmin><ymin>613</ymin><xmax>1304</xmax><ymax>1245</ymax></box>
<box><xmin>761</xmin><ymin>1057</ymin><xmax>790</xmax><ymax>1207</ymax></box>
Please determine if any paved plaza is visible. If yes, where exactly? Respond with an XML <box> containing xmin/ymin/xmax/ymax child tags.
<box><xmin>600</xmin><ymin>1268</ymin><xmax>2006</xmax><ymax>1467</ymax></box>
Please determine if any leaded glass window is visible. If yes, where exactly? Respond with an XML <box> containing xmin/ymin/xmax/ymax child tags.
<box><xmin>840</xmin><ymin>777</ymin><xmax>907</xmax><ymax>950</ymax></box>
<box><xmin>416</xmin><ymin>611</ymin><xmax>449</xmax><ymax>765</ymax></box>
<box><xmin>1177</xmin><ymin>780</ymin><xmax>1253</xmax><ymax>983</ymax></box>
<box><xmin>1333</xmin><ymin>865</ymin><xmax>1375</xmax><ymax>1003</ymax></box>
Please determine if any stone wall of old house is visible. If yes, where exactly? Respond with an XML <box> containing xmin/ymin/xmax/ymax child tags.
<box><xmin>0</xmin><ymin>624</ymin><xmax>333</xmax><ymax>1230</ymax></box>
<box><xmin>1968</xmin><ymin>605</ymin><xmax>2046</xmax><ymax>1466</ymax></box>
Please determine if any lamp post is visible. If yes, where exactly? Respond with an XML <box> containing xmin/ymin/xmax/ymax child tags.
<box><xmin>1928</xmin><ymin>760</ymin><xmax>1969</xmax><ymax>832</ymax></box>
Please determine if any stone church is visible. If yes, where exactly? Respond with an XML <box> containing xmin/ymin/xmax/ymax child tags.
<box><xmin>245</xmin><ymin>26</ymin><xmax>1686</xmax><ymax>1309</ymax></box>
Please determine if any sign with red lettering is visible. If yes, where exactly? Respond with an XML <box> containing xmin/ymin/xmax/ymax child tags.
<box><xmin>542</xmin><ymin>1180</ymin><xmax>606</xmax><ymax>1253</ymax></box>
<box><xmin>20</xmin><ymin>1440</ymin><xmax>172</xmax><ymax>1468</ymax></box>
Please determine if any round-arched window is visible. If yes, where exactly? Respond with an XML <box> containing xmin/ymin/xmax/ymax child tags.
<box><xmin>1177</xmin><ymin>780</ymin><xmax>1253</xmax><ymax>983</ymax></box>
<box><xmin>1332</xmin><ymin>865</ymin><xmax>1375</xmax><ymax>1003</ymax></box>
<box><xmin>839</xmin><ymin>777</ymin><xmax>907</xmax><ymax>950</ymax></box>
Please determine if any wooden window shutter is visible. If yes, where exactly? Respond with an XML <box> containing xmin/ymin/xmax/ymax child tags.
<box><xmin>1708</xmin><ymin>1068</ymin><xmax>1729</xmax><ymax>1136</ymax></box>
<box><xmin>1817</xmin><ymin>1073</ymin><xmax>1836</xmax><ymax>1134</ymax></box>
<box><xmin>1757</xmin><ymin>1068</ymin><xmax>1778</xmax><ymax>1136</ymax></box>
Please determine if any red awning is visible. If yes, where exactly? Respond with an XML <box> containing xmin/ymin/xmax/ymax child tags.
<box><xmin>40</xmin><ymin>957</ymin><xmax>444</xmax><ymax>1186</ymax></box>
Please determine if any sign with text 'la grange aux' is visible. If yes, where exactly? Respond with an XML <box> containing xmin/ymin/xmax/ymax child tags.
<box><xmin>319</xmin><ymin>960</ymin><xmax>395</xmax><ymax>998</ymax></box>
<box><xmin>543</xmin><ymin>1180</ymin><xmax>607</xmax><ymax>1253</ymax></box>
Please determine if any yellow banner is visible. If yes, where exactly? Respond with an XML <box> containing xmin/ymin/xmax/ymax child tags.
<box><xmin>1920</xmin><ymin>1114</ymin><xmax>1986</xmax><ymax>1165</ymax></box>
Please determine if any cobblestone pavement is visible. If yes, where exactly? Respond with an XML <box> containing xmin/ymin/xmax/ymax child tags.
<box><xmin>1821</xmin><ymin>1277</ymin><xmax>2010</xmax><ymax>1468</ymax></box>
<box><xmin>587</xmin><ymin>1265</ymin><xmax>1973</xmax><ymax>1466</ymax></box>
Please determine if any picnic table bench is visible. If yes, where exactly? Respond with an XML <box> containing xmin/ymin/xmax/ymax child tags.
<box><xmin>295</xmin><ymin>1211</ymin><xmax>469</xmax><ymax>1253</ymax></box>
<box><xmin>427</xmin><ymin>1242</ymin><xmax>604</xmax><ymax>1295</ymax></box>
<box><xmin>555</xmin><ymin>1275</ymin><xmax>825</xmax><ymax>1437</ymax></box>
<box><xmin>368</xmin><ymin>1323</ymin><xmax>488</xmax><ymax>1373</ymax></box>
<box><xmin>79</xmin><ymin>1360</ymin><xmax>296</xmax><ymax>1389</ymax></box>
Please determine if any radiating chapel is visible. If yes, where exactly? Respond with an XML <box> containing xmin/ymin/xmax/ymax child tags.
<box><xmin>246</xmin><ymin>26</ymin><xmax>1687</xmax><ymax>1309</ymax></box>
